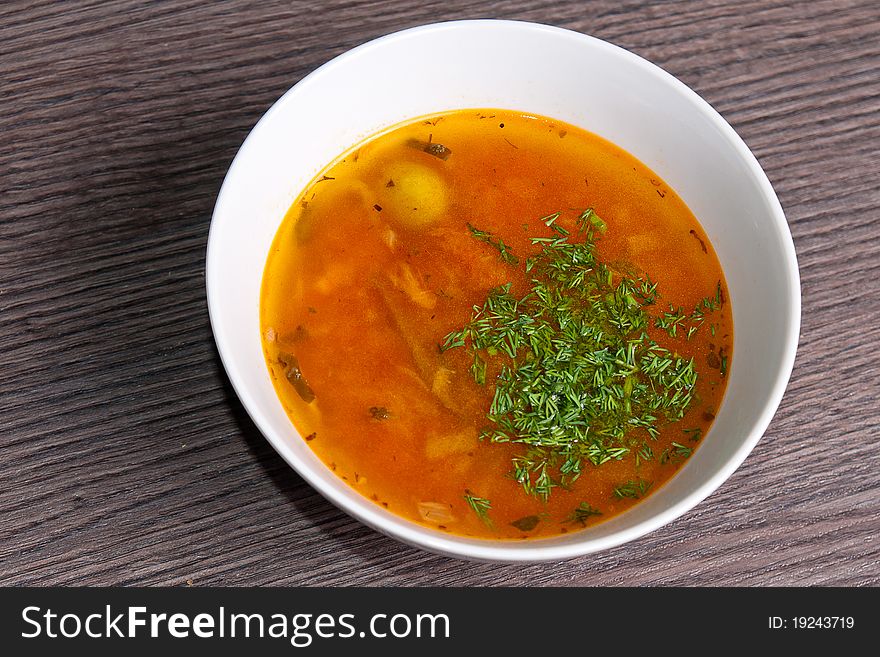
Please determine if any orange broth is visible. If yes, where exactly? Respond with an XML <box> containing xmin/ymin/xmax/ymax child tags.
<box><xmin>260</xmin><ymin>109</ymin><xmax>732</xmax><ymax>539</ymax></box>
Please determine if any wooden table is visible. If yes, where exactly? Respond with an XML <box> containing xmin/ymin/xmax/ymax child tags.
<box><xmin>2</xmin><ymin>0</ymin><xmax>877</xmax><ymax>586</ymax></box>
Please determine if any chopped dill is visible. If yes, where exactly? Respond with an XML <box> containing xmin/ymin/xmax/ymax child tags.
<box><xmin>467</xmin><ymin>223</ymin><xmax>519</xmax><ymax>265</ymax></box>
<box><xmin>659</xmin><ymin>442</ymin><xmax>693</xmax><ymax>464</ymax></box>
<box><xmin>463</xmin><ymin>489</ymin><xmax>493</xmax><ymax>526</ymax></box>
<box><xmin>470</xmin><ymin>352</ymin><xmax>487</xmax><ymax>385</ymax></box>
<box><xmin>660</xmin><ymin>280</ymin><xmax>724</xmax><ymax>340</ymax></box>
<box><xmin>636</xmin><ymin>278</ymin><xmax>659</xmax><ymax>305</ymax></box>
<box><xmin>694</xmin><ymin>282</ymin><xmax>723</xmax><ymax>316</ymax></box>
<box><xmin>635</xmin><ymin>442</ymin><xmax>655</xmax><ymax>466</ymax></box>
<box><xmin>672</xmin><ymin>441</ymin><xmax>693</xmax><ymax>458</ymax></box>
<box><xmin>440</xmin><ymin>210</ymin><xmax>721</xmax><ymax>501</ymax></box>
<box><xmin>612</xmin><ymin>479</ymin><xmax>653</xmax><ymax>500</ymax></box>
<box><xmin>655</xmin><ymin>305</ymin><xmax>687</xmax><ymax>337</ymax></box>
<box><xmin>442</xmin><ymin>209</ymin><xmax>703</xmax><ymax>501</ymax></box>
<box><xmin>440</xmin><ymin>327</ymin><xmax>467</xmax><ymax>352</ymax></box>
<box><xmin>567</xmin><ymin>502</ymin><xmax>603</xmax><ymax>526</ymax></box>
<box><xmin>693</xmin><ymin>283</ymin><xmax>723</xmax><ymax>327</ymax></box>
<box><xmin>682</xmin><ymin>427</ymin><xmax>703</xmax><ymax>442</ymax></box>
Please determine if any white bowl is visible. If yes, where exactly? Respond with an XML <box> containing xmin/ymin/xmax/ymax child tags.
<box><xmin>206</xmin><ymin>20</ymin><xmax>800</xmax><ymax>561</ymax></box>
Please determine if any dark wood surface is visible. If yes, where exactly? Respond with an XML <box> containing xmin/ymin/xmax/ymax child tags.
<box><xmin>1</xmin><ymin>0</ymin><xmax>878</xmax><ymax>586</ymax></box>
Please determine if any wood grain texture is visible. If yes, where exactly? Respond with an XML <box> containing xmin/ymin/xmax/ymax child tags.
<box><xmin>1</xmin><ymin>0</ymin><xmax>878</xmax><ymax>586</ymax></box>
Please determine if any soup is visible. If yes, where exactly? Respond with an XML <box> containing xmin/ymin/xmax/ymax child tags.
<box><xmin>260</xmin><ymin>109</ymin><xmax>732</xmax><ymax>539</ymax></box>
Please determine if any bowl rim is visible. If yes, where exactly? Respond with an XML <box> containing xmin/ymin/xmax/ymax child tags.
<box><xmin>206</xmin><ymin>19</ymin><xmax>801</xmax><ymax>562</ymax></box>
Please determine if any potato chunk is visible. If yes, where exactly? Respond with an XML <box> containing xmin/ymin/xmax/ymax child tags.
<box><xmin>381</xmin><ymin>163</ymin><xmax>448</xmax><ymax>227</ymax></box>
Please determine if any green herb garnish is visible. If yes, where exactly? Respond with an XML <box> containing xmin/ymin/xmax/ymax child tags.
<box><xmin>660</xmin><ymin>442</ymin><xmax>693</xmax><ymax>464</ymax></box>
<box><xmin>660</xmin><ymin>280</ymin><xmax>724</xmax><ymax>340</ymax></box>
<box><xmin>689</xmin><ymin>282</ymin><xmax>724</xmax><ymax>336</ymax></box>
<box><xmin>655</xmin><ymin>305</ymin><xmax>687</xmax><ymax>337</ymax></box>
<box><xmin>672</xmin><ymin>441</ymin><xmax>693</xmax><ymax>458</ymax></box>
<box><xmin>612</xmin><ymin>479</ymin><xmax>653</xmax><ymax>499</ymax></box>
<box><xmin>467</xmin><ymin>223</ymin><xmax>519</xmax><ymax>265</ymax></box>
<box><xmin>470</xmin><ymin>352</ymin><xmax>487</xmax><ymax>385</ymax></box>
<box><xmin>463</xmin><ymin>490</ymin><xmax>493</xmax><ymax>526</ymax></box>
<box><xmin>567</xmin><ymin>502</ymin><xmax>603</xmax><ymax>526</ymax></box>
<box><xmin>635</xmin><ymin>442</ymin><xmax>655</xmax><ymax>466</ymax></box>
<box><xmin>443</xmin><ymin>209</ymin><xmax>700</xmax><ymax>501</ymax></box>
